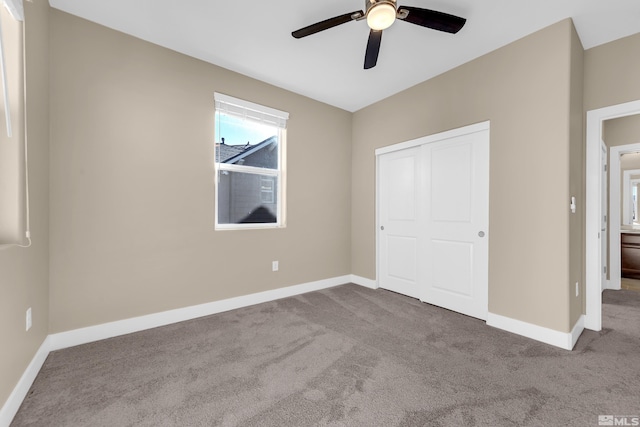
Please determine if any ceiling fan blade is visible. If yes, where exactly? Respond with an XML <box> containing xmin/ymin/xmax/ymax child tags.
<box><xmin>292</xmin><ymin>10</ymin><xmax>364</xmax><ymax>39</ymax></box>
<box><xmin>364</xmin><ymin>30</ymin><xmax>383</xmax><ymax>70</ymax></box>
<box><xmin>397</xmin><ymin>7</ymin><xmax>466</xmax><ymax>34</ymax></box>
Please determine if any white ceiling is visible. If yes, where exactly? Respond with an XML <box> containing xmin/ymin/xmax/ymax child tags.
<box><xmin>49</xmin><ymin>0</ymin><xmax>640</xmax><ymax>112</ymax></box>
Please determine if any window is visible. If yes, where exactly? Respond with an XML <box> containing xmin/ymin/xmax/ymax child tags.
<box><xmin>214</xmin><ymin>93</ymin><xmax>288</xmax><ymax>229</ymax></box>
<box><xmin>0</xmin><ymin>0</ymin><xmax>29</xmax><ymax>247</ymax></box>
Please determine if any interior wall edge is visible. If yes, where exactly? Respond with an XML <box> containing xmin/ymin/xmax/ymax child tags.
<box><xmin>0</xmin><ymin>0</ymin><xmax>50</xmax><ymax>416</ymax></box>
<box><xmin>349</xmin><ymin>274</ymin><xmax>378</xmax><ymax>289</ymax></box>
<box><xmin>0</xmin><ymin>336</ymin><xmax>50</xmax><ymax>427</ymax></box>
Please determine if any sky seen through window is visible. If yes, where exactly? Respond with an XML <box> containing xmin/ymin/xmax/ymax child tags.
<box><xmin>215</xmin><ymin>113</ymin><xmax>276</xmax><ymax>147</ymax></box>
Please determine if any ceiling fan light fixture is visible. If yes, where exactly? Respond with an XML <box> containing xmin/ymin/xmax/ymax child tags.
<box><xmin>366</xmin><ymin>3</ymin><xmax>396</xmax><ymax>30</ymax></box>
<box><xmin>291</xmin><ymin>2</ymin><xmax>466</xmax><ymax>69</ymax></box>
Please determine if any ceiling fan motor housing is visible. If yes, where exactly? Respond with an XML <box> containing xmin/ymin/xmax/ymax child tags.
<box><xmin>365</xmin><ymin>0</ymin><xmax>397</xmax><ymax>14</ymax></box>
<box><xmin>366</xmin><ymin>0</ymin><xmax>398</xmax><ymax>30</ymax></box>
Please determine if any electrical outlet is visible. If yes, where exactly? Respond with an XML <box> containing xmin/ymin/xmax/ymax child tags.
<box><xmin>575</xmin><ymin>282</ymin><xmax>579</xmax><ymax>297</ymax></box>
<box><xmin>272</xmin><ymin>261</ymin><xmax>279</xmax><ymax>272</ymax></box>
<box><xmin>26</xmin><ymin>308</ymin><xmax>32</xmax><ymax>332</ymax></box>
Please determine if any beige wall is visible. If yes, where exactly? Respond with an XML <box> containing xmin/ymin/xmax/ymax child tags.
<box><xmin>619</xmin><ymin>154</ymin><xmax>640</xmax><ymax>171</ymax></box>
<box><xmin>0</xmin><ymin>0</ymin><xmax>49</xmax><ymax>411</ymax></box>
<box><xmin>584</xmin><ymin>32</ymin><xmax>640</xmax><ymax>112</ymax></box>
<box><xmin>604</xmin><ymin>115</ymin><xmax>640</xmax><ymax>147</ymax></box>
<box><xmin>352</xmin><ymin>20</ymin><xmax>578</xmax><ymax>332</ymax></box>
<box><xmin>48</xmin><ymin>10</ymin><xmax>353</xmax><ymax>333</ymax></box>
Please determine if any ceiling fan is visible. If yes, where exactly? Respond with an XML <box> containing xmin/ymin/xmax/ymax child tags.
<box><xmin>291</xmin><ymin>0</ymin><xmax>466</xmax><ymax>69</ymax></box>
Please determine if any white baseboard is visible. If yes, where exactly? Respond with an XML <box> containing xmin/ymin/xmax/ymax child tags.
<box><xmin>349</xmin><ymin>274</ymin><xmax>378</xmax><ymax>289</ymax></box>
<box><xmin>570</xmin><ymin>315</ymin><xmax>585</xmax><ymax>349</ymax></box>
<box><xmin>604</xmin><ymin>280</ymin><xmax>621</xmax><ymax>291</ymax></box>
<box><xmin>487</xmin><ymin>312</ymin><xmax>584</xmax><ymax>350</ymax></box>
<box><xmin>49</xmin><ymin>275</ymin><xmax>351</xmax><ymax>351</ymax></box>
<box><xmin>0</xmin><ymin>337</ymin><xmax>50</xmax><ymax>427</ymax></box>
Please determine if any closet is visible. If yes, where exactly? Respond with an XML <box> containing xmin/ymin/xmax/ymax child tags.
<box><xmin>376</xmin><ymin>122</ymin><xmax>490</xmax><ymax>320</ymax></box>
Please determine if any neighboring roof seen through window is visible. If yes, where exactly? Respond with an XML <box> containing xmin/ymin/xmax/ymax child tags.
<box><xmin>216</xmin><ymin>136</ymin><xmax>278</xmax><ymax>169</ymax></box>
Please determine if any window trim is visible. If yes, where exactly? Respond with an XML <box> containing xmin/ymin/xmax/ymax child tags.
<box><xmin>214</xmin><ymin>92</ymin><xmax>289</xmax><ymax>127</ymax></box>
<box><xmin>3</xmin><ymin>0</ymin><xmax>24</xmax><ymax>21</ymax></box>
<box><xmin>0</xmin><ymin>2</ymin><xmax>30</xmax><ymax>247</ymax></box>
<box><xmin>214</xmin><ymin>93</ymin><xmax>288</xmax><ymax>230</ymax></box>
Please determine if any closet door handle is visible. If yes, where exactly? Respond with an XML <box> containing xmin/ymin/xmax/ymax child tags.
<box><xmin>380</xmin><ymin>226</ymin><xmax>384</xmax><ymax>231</ymax></box>
<box><xmin>478</xmin><ymin>231</ymin><xmax>485</xmax><ymax>237</ymax></box>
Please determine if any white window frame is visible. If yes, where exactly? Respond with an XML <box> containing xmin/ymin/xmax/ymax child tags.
<box><xmin>0</xmin><ymin>0</ymin><xmax>30</xmax><ymax>247</ymax></box>
<box><xmin>214</xmin><ymin>93</ymin><xmax>288</xmax><ymax>230</ymax></box>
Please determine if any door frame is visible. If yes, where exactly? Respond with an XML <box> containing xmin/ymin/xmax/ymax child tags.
<box><xmin>375</xmin><ymin>120</ymin><xmax>490</xmax><ymax>290</ymax></box>
<box><xmin>601</xmin><ymin>142</ymin><xmax>608</xmax><ymax>292</ymax></box>
<box><xmin>586</xmin><ymin>99</ymin><xmax>640</xmax><ymax>331</ymax></box>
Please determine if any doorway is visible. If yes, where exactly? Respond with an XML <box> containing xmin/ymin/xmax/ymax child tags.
<box><xmin>586</xmin><ymin>99</ymin><xmax>640</xmax><ymax>331</ymax></box>
<box><xmin>609</xmin><ymin>145</ymin><xmax>640</xmax><ymax>292</ymax></box>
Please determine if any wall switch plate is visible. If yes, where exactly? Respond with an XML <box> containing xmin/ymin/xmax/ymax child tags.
<box><xmin>26</xmin><ymin>308</ymin><xmax>32</xmax><ymax>331</ymax></box>
<box><xmin>272</xmin><ymin>261</ymin><xmax>279</xmax><ymax>272</ymax></box>
<box><xmin>575</xmin><ymin>282</ymin><xmax>579</xmax><ymax>297</ymax></box>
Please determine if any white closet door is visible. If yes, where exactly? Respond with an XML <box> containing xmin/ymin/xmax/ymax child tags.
<box><xmin>378</xmin><ymin>147</ymin><xmax>422</xmax><ymax>299</ymax></box>
<box><xmin>377</xmin><ymin>125</ymin><xmax>489</xmax><ymax>320</ymax></box>
<box><xmin>421</xmin><ymin>130</ymin><xmax>489</xmax><ymax>320</ymax></box>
